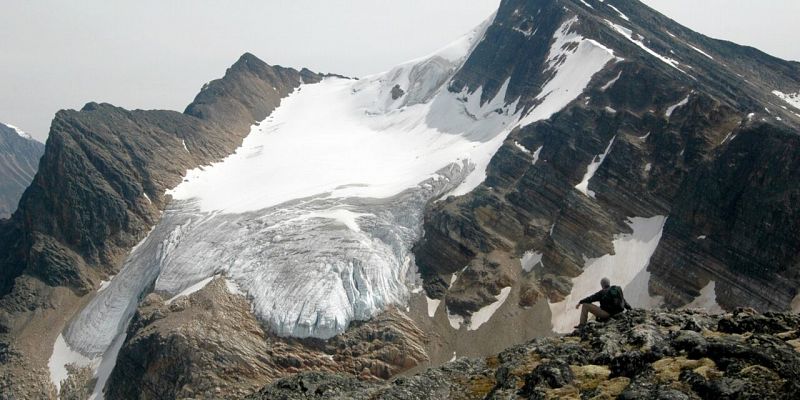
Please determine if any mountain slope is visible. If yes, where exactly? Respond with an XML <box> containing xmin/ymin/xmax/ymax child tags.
<box><xmin>0</xmin><ymin>123</ymin><xmax>44</xmax><ymax>218</ymax></box>
<box><xmin>414</xmin><ymin>0</ymin><xmax>800</xmax><ymax>332</ymax></box>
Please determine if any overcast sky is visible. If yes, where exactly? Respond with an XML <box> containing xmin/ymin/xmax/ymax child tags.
<box><xmin>1</xmin><ymin>0</ymin><xmax>798</xmax><ymax>141</ymax></box>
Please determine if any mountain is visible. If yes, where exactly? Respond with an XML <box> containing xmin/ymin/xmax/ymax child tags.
<box><xmin>2</xmin><ymin>0</ymin><xmax>800</xmax><ymax>398</ymax></box>
<box><xmin>0</xmin><ymin>123</ymin><xmax>44</xmax><ymax>219</ymax></box>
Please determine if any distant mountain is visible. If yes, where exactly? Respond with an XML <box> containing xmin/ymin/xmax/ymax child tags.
<box><xmin>0</xmin><ymin>122</ymin><xmax>44</xmax><ymax>218</ymax></box>
<box><xmin>2</xmin><ymin>0</ymin><xmax>800</xmax><ymax>398</ymax></box>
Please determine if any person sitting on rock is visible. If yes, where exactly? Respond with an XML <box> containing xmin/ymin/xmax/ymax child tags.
<box><xmin>575</xmin><ymin>277</ymin><xmax>632</xmax><ymax>326</ymax></box>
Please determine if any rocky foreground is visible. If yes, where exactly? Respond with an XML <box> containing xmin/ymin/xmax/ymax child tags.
<box><xmin>250</xmin><ymin>309</ymin><xmax>800</xmax><ymax>399</ymax></box>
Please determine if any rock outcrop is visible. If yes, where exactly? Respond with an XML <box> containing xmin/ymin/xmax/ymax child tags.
<box><xmin>250</xmin><ymin>309</ymin><xmax>800</xmax><ymax>399</ymax></box>
<box><xmin>0</xmin><ymin>123</ymin><xmax>44</xmax><ymax>219</ymax></box>
<box><xmin>105</xmin><ymin>278</ymin><xmax>428</xmax><ymax>399</ymax></box>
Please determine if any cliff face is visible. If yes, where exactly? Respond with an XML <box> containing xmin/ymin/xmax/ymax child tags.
<box><xmin>413</xmin><ymin>0</ymin><xmax>800</xmax><ymax>325</ymax></box>
<box><xmin>0</xmin><ymin>53</ymin><xmax>323</xmax><ymax>398</ymax></box>
<box><xmin>250</xmin><ymin>308</ymin><xmax>800</xmax><ymax>399</ymax></box>
<box><xmin>0</xmin><ymin>123</ymin><xmax>44</xmax><ymax>219</ymax></box>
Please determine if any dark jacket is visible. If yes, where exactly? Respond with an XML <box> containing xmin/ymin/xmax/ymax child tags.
<box><xmin>579</xmin><ymin>286</ymin><xmax>632</xmax><ymax>315</ymax></box>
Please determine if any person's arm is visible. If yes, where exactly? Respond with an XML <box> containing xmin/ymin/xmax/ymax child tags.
<box><xmin>579</xmin><ymin>290</ymin><xmax>603</xmax><ymax>305</ymax></box>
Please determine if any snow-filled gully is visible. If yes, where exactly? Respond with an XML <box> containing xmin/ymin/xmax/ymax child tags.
<box><xmin>51</xmin><ymin>13</ymin><xmax>628</xmax><ymax>395</ymax></box>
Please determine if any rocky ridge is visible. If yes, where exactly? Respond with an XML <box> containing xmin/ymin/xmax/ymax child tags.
<box><xmin>250</xmin><ymin>308</ymin><xmax>800</xmax><ymax>399</ymax></box>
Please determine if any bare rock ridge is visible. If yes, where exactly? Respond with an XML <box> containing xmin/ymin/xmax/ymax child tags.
<box><xmin>0</xmin><ymin>53</ymin><xmax>324</xmax><ymax>397</ymax></box>
<box><xmin>250</xmin><ymin>308</ymin><xmax>800</xmax><ymax>399</ymax></box>
<box><xmin>414</xmin><ymin>0</ymin><xmax>800</xmax><ymax>322</ymax></box>
<box><xmin>0</xmin><ymin>123</ymin><xmax>44</xmax><ymax>219</ymax></box>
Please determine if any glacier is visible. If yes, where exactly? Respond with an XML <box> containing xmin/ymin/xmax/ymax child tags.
<box><xmin>59</xmin><ymin>12</ymin><xmax>623</xmax><ymax>382</ymax></box>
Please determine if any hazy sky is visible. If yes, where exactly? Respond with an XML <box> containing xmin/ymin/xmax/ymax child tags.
<box><xmin>1</xmin><ymin>0</ymin><xmax>798</xmax><ymax>141</ymax></box>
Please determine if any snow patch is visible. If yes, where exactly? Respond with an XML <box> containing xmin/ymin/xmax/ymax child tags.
<box><xmin>666</xmin><ymin>95</ymin><xmax>690</xmax><ymax>118</ymax></box>
<box><xmin>682</xmin><ymin>281</ymin><xmax>724</xmax><ymax>314</ymax></box>
<box><xmin>697</xmin><ymin>235</ymin><xmax>707</xmax><ymax>240</ymax></box>
<box><xmin>521</xmin><ymin>251</ymin><xmax>543</xmax><ymax>272</ymax></box>
<box><xmin>532</xmin><ymin>145</ymin><xmax>543</xmax><ymax>165</ymax></box>
<box><xmin>49</xmin><ymin>334</ymin><xmax>98</xmax><ymax>394</ymax></box>
<box><xmin>514</xmin><ymin>141</ymin><xmax>531</xmax><ymax>154</ymax></box>
<box><xmin>575</xmin><ymin>136</ymin><xmax>616</xmax><ymax>198</ymax></box>
<box><xmin>578</xmin><ymin>0</ymin><xmax>594</xmax><ymax>9</ymax></box>
<box><xmin>468</xmin><ymin>286</ymin><xmax>512</xmax><ymax>330</ymax></box>
<box><xmin>3</xmin><ymin>123</ymin><xmax>33</xmax><ymax>140</ymax></box>
<box><xmin>606</xmin><ymin>4</ymin><xmax>630</xmax><ymax>21</ymax></box>
<box><xmin>97</xmin><ymin>276</ymin><xmax>114</xmax><ymax>292</ymax></box>
<box><xmin>549</xmin><ymin>216</ymin><xmax>667</xmax><ymax>333</ymax></box>
<box><xmin>165</xmin><ymin>275</ymin><xmax>216</xmax><ymax>304</ymax></box>
<box><xmin>426</xmin><ymin>296</ymin><xmax>441</xmax><ymax>318</ymax></box>
<box><xmin>772</xmin><ymin>90</ymin><xmax>800</xmax><ymax>110</ymax></box>
<box><xmin>601</xmin><ymin>71</ymin><xmax>622</xmax><ymax>91</ymax></box>
<box><xmin>605</xmin><ymin>20</ymin><xmax>683</xmax><ymax>71</ymax></box>
<box><xmin>518</xmin><ymin>17</ymin><xmax>619</xmax><ymax>128</ymax></box>
<box><xmin>689</xmin><ymin>45</ymin><xmax>714</xmax><ymax>60</ymax></box>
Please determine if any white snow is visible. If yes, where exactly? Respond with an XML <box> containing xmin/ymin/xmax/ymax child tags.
<box><xmin>606</xmin><ymin>4</ymin><xmax>630</xmax><ymax>21</ymax></box>
<box><xmin>97</xmin><ymin>276</ymin><xmax>114</xmax><ymax>292</ymax></box>
<box><xmin>549</xmin><ymin>216</ymin><xmax>667</xmax><ymax>333</ymax></box>
<box><xmin>447</xmin><ymin>309</ymin><xmax>466</xmax><ymax>329</ymax></box>
<box><xmin>182</xmin><ymin>140</ymin><xmax>190</xmax><ymax>153</ymax></box>
<box><xmin>514</xmin><ymin>141</ymin><xmax>531</xmax><ymax>154</ymax></box>
<box><xmin>450</xmin><ymin>352</ymin><xmax>457</xmax><ymax>362</ymax></box>
<box><xmin>3</xmin><ymin>123</ymin><xmax>33</xmax><ymax>140</ymax></box>
<box><xmin>644</xmin><ymin>163</ymin><xmax>652</xmax><ymax>173</ymax></box>
<box><xmin>48</xmin><ymin>334</ymin><xmax>98</xmax><ymax>394</ymax></box>
<box><xmin>468</xmin><ymin>286</ymin><xmax>512</xmax><ymax>330</ymax></box>
<box><xmin>224</xmin><ymin>278</ymin><xmax>246</xmax><ymax>296</ymax></box>
<box><xmin>688</xmin><ymin>45</ymin><xmax>714</xmax><ymax>60</ymax></box>
<box><xmin>142</xmin><ymin>193</ymin><xmax>152</xmax><ymax>204</ymax></box>
<box><xmin>518</xmin><ymin>17</ymin><xmax>619</xmax><ymax>128</ymax></box>
<box><xmin>88</xmin><ymin>330</ymin><xmax>127</xmax><ymax>400</ymax></box>
<box><xmin>578</xmin><ymin>0</ymin><xmax>594</xmax><ymax>9</ymax></box>
<box><xmin>682</xmin><ymin>281</ymin><xmax>724</xmax><ymax>314</ymax></box>
<box><xmin>772</xmin><ymin>90</ymin><xmax>800</xmax><ymax>110</ymax></box>
<box><xmin>605</xmin><ymin>20</ymin><xmax>683</xmax><ymax>71</ymax></box>
<box><xmin>426</xmin><ymin>296</ymin><xmax>441</xmax><ymax>318</ymax></box>
<box><xmin>697</xmin><ymin>235</ymin><xmax>707</xmax><ymax>240</ymax></box>
<box><xmin>575</xmin><ymin>136</ymin><xmax>616</xmax><ymax>198</ymax></box>
<box><xmin>666</xmin><ymin>95</ymin><xmax>691</xmax><ymax>118</ymax></box>
<box><xmin>605</xmin><ymin>106</ymin><xmax>617</xmax><ymax>114</ymax></box>
<box><xmin>601</xmin><ymin>71</ymin><xmax>622</xmax><ymax>91</ymax></box>
<box><xmin>165</xmin><ymin>275</ymin><xmax>216</xmax><ymax>304</ymax></box>
<box><xmin>532</xmin><ymin>145</ymin><xmax>543</xmax><ymax>165</ymax></box>
<box><xmin>521</xmin><ymin>250</ymin><xmax>543</xmax><ymax>272</ymax></box>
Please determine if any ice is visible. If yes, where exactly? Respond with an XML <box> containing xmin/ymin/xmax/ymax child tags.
<box><xmin>518</xmin><ymin>17</ymin><xmax>619</xmax><ymax>128</ymax></box>
<box><xmin>89</xmin><ymin>331</ymin><xmax>127</xmax><ymax>400</ymax></box>
<box><xmin>666</xmin><ymin>95</ymin><xmax>691</xmax><ymax>117</ymax></box>
<box><xmin>605</xmin><ymin>20</ymin><xmax>683</xmax><ymax>72</ymax></box>
<box><xmin>606</xmin><ymin>4</ymin><xmax>630</xmax><ymax>21</ymax></box>
<box><xmin>426</xmin><ymin>296</ymin><xmax>441</xmax><ymax>318</ymax></box>
<box><xmin>224</xmin><ymin>278</ymin><xmax>246</xmax><ymax>296</ymax></box>
<box><xmin>689</xmin><ymin>45</ymin><xmax>714</xmax><ymax>60</ymax></box>
<box><xmin>601</xmin><ymin>71</ymin><xmax>622</xmax><ymax>91</ymax></box>
<box><xmin>48</xmin><ymin>334</ymin><xmax>98</xmax><ymax>394</ymax></box>
<box><xmin>521</xmin><ymin>250</ymin><xmax>543</xmax><ymax>272</ymax></box>
<box><xmin>468</xmin><ymin>287</ymin><xmax>512</xmax><ymax>331</ymax></box>
<box><xmin>549</xmin><ymin>216</ymin><xmax>667</xmax><ymax>333</ymax></box>
<box><xmin>682</xmin><ymin>281</ymin><xmax>724</xmax><ymax>314</ymax></box>
<box><xmin>575</xmin><ymin>135</ymin><xmax>616</xmax><ymax>198</ymax></box>
<box><xmin>772</xmin><ymin>90</ymin><xmax>800</xmax><ymax>110</ymax></box>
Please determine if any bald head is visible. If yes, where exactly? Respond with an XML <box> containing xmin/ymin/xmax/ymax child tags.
<box><xmin>601</xmin><ymin>278</ymin><xmax>610</xmax><ymax>289</ymax></box>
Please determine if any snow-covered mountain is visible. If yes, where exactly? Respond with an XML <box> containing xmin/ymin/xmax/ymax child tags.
<box><xmin>1</xmin><ymin>0</ymin><xmax>799</xmax><ymax>398</ymax></box>
<box><xmin>0</xmin><ymin>122</ymin><xmax>43</xmax><ymax>219</ymax></box>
